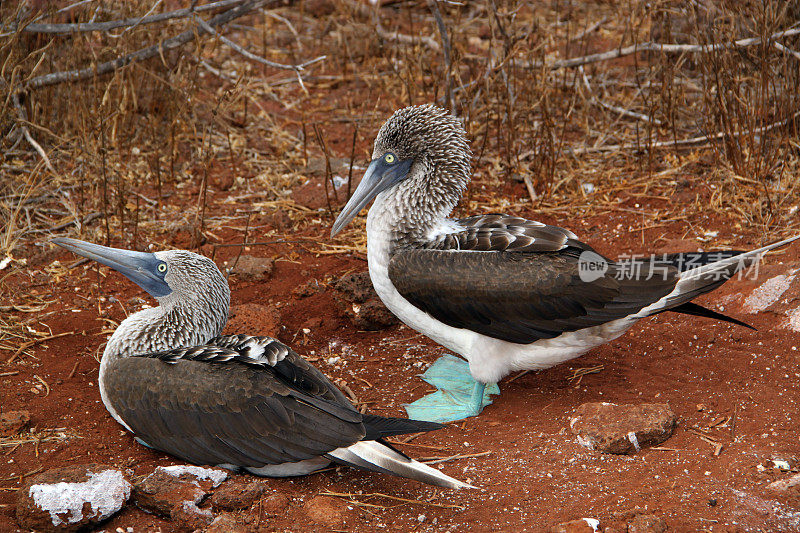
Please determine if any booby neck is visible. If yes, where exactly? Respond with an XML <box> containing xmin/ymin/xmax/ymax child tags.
<box><xmin>102</xmin><ymin>296</ymin><xmax>229</xmax><ymax>363</ymax></box>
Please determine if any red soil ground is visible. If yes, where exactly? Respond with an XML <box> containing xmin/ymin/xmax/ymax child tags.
<box><xmin>2</xmin><ymin>179</ymin><xmax>800</xmax><ymax>532</ymax></box>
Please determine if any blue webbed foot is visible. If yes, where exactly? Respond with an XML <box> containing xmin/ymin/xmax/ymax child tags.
<box><xmin>404</xmin><ymin>354</ymin><xmax>499</xmax><ymax>423</ymax></box>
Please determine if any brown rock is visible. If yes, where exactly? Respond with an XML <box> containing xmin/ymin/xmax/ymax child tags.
<box><xmin>16</xmin><ymin>464</ymin><xmax>131</xmax><ymax>532</ymax></box>
<box><xmin>333</xmin><ymin>271</ymin><xmax>398</xmax><ymax>330</ymax></box>
<box><xmin>349</xmin><ymin>300</ymin><xmax>399</xmax><ymax>330</ymax></box>
<box><xmin>1</xmin><ymin>410</ymin><xmax>30</xmax><ymax>436</ymax></box>
<box><xmin>549</xmin><ymin>518</ymin><xmax>598</xmax><ymax>532</ymax></box>
<box><xmin>768</xmin><ymin>472</ymin><xmax>800</xmax><ymax>492</ymax></box>
<box><xmin>228</xmin><ymin>255</ymin><xmax>274</xmax><ymax>281</ymax></box>
<box><xmin>224</xmin><ymin>303</ymin><xmax>281</xmax><ymax>338</ymax></box>
<box><xmin>570</xmin><ymin>402</ymin><xmax>677</xmax><ymax>454</ymax></box>
<box><xmin>169</xmin><ymin>500</ymin><xmax>213</xmax><ymax>531</ymax></box>
<box><xmin>206</xmin><ymin>512</ymin><xmax>249</xmax><ymax>533</ymax></box>
<box><xmin>211</xmin><ymin>480</ymin><xmax>264</xmax><ymax>511</ymax></box>
<box><xmin>132</xmin><ymin>465</ymin><xmax>227</xmax><ymax>517</ymax></box>
<box><xmin>334</xmin><ymin>271</ymin><xmax>377</xmax><ymax>303</ymax></box>
<box><xmin>261</xmin><ymin>492</ymin><xmax>290</xmax><ymax>514</ymax></box>
<box><xmin>303</xmin><ymin>495</ymin><xmax>344</xmax><ymax>528</ymax></box>
<box><xmin>627</xmin><ymin>514</ymin><xmax>667</xmax><ymax>533</ymax></box>
<box><xmin>293</xmin><ymin>279</ymin><xmax>325</xmax><ymax>298</ymax></box>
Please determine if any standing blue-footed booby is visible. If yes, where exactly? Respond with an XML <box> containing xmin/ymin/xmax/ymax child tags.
<box><xmin>330</xmin><ymin>104</ymin><xmax>800</xmax><ymax>423</ymax></box>
<box><xmin>51</xmin><ymin>237</ymin><xmax>471</xmax><ymax>489</ymax></box>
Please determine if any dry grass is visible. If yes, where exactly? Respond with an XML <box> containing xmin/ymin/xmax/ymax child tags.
<box><xmin>0</xmin><ymin>0</ymin><xmax>797</xmax><ymax>264</ymax></box>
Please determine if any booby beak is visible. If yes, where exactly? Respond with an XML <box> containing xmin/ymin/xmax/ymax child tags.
<box><xmin>52</xmin><ymin>237</ymin><xmax>172</xmax><ymax>298</ymax></box>
<box><xmin>331</xmin><ymin>156</ymin><xmax>413</xmax><ymax>236</ymax></box>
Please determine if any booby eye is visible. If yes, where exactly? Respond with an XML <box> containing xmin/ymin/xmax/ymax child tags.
<box><xmin>384</xmin><ymin>153</ymin><xmax>396</xmax><ymax>164</ymax></box>
<box><xmin>157</xmin><ymin>262</ymin><xmax>167</xmax><ymax>274</ymax></box>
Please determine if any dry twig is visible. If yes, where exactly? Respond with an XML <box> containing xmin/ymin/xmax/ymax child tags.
<box><xmin>25</xmin><ymin>0</ymin><xmax>270</xmax><ymax>90</ymax></box>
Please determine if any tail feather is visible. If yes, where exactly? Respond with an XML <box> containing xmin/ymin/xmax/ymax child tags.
<box><xmin>668</xmin><ymin>301</ymin><xmax>756</xmax><ymax>330</ymax></box>
<box><xmin>325</xmin><ymin>440</ymin><xmax>475</xmax><ymax>489</ymax></box>
<box><xmin>635</xmin><ymin>235</ymin><xmax>800</xmax><ymax>317</ymax></box>
<box><xmin>657</xmin><ymin>251</ymin><xmax>744</xmax><ymax>272</ymax></box>
<box><xmin>361</xmin><ymin>414</ymin><xmax>444</xmax><ymax>440</ymax></box>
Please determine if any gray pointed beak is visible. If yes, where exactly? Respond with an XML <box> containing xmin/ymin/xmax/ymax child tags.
<box><xmin>331</xmin><ymin>156</ymin><xmax>413</xmax><ymax>237</ymax></box>
<box><xmin>52</xmin><ymin>237</ymin><xmax>172</xmax><ymax>298</ymax></box>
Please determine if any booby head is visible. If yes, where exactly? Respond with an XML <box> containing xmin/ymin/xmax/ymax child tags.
<box><xmin>51</xmin><ymin>237</ymin><xmax>230</xmax><ymax>308</ymax></box>
<box><xmin>331</xmin><ymin>104</ymin><xmax>472</xmax><ymax>236</ymax></box>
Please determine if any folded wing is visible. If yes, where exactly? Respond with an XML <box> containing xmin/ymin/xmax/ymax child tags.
<box><xmin>107</xmin><ymin>340</ymin><xmax>364</xmax><ymax>468</ymax></box>
<box><xmin>391</xmin><ymin>216</ymin><xmax>680</xmax><ymax>344</ymax></box>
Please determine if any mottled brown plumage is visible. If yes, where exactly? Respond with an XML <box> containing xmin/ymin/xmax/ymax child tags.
<box><xmin>105</xmin><ymin>344</ymin><xmax>364</xmax><ymax>467</ymax></box>
<box><xmin>390</xmin><ymin>247</ymin><xmax>679</xmax><ymax>344</ymax></box>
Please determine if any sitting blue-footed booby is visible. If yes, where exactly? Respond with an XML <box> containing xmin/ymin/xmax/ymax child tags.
<box><xmin>330</xmin><ymin>104</ymin><xmax>800</xmax><ymax>423</ymax></box>
<box><xmin>51</xmin><ymin>237</ymin><xmax>471</xmax><ymax>489</ymax></box>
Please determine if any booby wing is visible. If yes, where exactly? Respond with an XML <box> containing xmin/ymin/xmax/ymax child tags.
<box><xmin>390</xmin><ymin>215</ymin><xmax>681</xmax><ymax>344</ymax></box>
<box><xmin>105</xmin><ymin>337</ymin><xmax>433</xmax><ymax>467</ymax></box>
<box><xmin>421</xmin><ymin>214</ymin><xmax>595</xmax><ymax>253</ymax></box>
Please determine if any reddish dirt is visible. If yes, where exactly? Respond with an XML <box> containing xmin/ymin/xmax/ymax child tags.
<box><xmin>3</xmin><ymin>179</ymin><xmax>800</xmax><ymax>532</ymax></box>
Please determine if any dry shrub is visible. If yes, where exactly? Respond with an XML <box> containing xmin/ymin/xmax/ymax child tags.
<box><xmin>1</xmin><ymin>0</ymin><xmax>798</xmax><ymax>262</ymax></box>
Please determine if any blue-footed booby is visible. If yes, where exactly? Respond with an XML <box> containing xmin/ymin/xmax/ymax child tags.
<box><xmin>52</xmin><ymin>237</ymin><xmax>471</xmax><ymax>489</ymax></box>
<box><xmin>330</xmin><ymin>104</ymin><xmax>800</xmax><ymax>423</ymax></box>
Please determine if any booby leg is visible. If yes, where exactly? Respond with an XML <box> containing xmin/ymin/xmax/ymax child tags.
<box><xmin>404</xmin><ymin>354</ymin><xmax>499</xmax><ymax>423</ymax></box>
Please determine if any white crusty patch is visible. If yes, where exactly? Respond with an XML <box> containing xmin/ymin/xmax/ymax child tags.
<box><xmin>576</xmin><ymin>435</ymin><xmax>595</xmax><ymax>450</ymax></box>
<box><xmin>744</xmin><ymin>270</ymin><xmax>798</xmax><ymax>313</ymax></box>
<box><xmin>159</xmin><ymin>465</ymin><xmax>228</xmax><ymax>487</ymax></box>
<box><xmin>627</xmin><ymin>431</ymin><xmax>641</xmax><ymax>452</ymax></box>
<box><xmin>583</xmin><ymin>518</ymin><xmax>600</xmax><ymax>532</ymax></box>
<box><xmin>29</xmin><ymin>469</ymin><xmax>131</xmax><ymax>527</ymax></box>
<box><xmin>786</xmin><ymin>308</ymin><xmax>800</xmax><ymax>333</ymax></box>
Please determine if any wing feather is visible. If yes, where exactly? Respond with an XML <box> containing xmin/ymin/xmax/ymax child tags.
<box><xmin>424</xmin><ymin>214</ymin><xmax>593</xmax><ymax>253</ymax></box>
<box><xmin>107</xmin><ymin>342</ymin><xmax>366</xmax><ymax>467</ymax></box>
<box><xmin>389</xmin><ymin>247</ymin><xmax>680</xmax><ymax>344</ymax></box>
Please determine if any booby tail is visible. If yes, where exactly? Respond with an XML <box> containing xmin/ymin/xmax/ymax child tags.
<box><xmin>632</xmin><ymin>235</ymin><xmax>800</xmax><ymax>318</ymax></box>
<box><xmin>326</xmin><ymin>438</ymin><xmax>474</xmax><ymax>490</ymax></box>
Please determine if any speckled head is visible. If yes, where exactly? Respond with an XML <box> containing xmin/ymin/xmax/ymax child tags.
<box><xmin>331</xmin><ymin>105</ymin><xmax>472</xmax><ymax>237</ymax></box>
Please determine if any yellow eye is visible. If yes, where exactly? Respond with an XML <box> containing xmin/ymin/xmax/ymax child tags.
<box><xmin>384</xmin><ymin>153</ymin><xmax>395</xmax><ymax>164</ymax></box>
<box><xmin>157</xmin><ymin>263</ymin><xmax>167</xmax><ymax>273</ymax></box>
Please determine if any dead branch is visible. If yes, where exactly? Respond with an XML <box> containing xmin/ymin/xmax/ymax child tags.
<box><xmin>376</xmin><ymin>25</ymin><xmax>440</xmax><ymax>52</ymax></box>
<box><xmin>191</xmin><ymin>14</ymin><xmax>324</xmax><ymax>72</ymax></box>
<box><xmin>579</xmin><ymin>66</ymin><xmax>661</xmax><ymax>126</ymax></box>
<box><xmin>190</xmin><ymin>13</ymin><xmax>324</xmax><ymax>93</ymax></box>
<box><xmin>11</xmin><ymin>0</ymin><xmax>246</xmax><ymax>34</ymax></box>
<box><xmin>343</xmin><ymin>0</ymin><xmax>440</xmax><ymax>52</ymax></box>
<box><xmin>261</xmin><ymin>9</ymin><xmax>302</xmax><ymax>50</ymax></box>
<box><xmin>1</xmin><ymin>78</ymin><xmax>54</xmax><ymax>173</ymax></box>
<box><xmin>25</xmin><ymin>0</ymin><xmax>269</xmax><ymax>90</ymax></box>
<box><xmin>774</xmin><ymin>41</ymin><xmax>800</xmax><ymax>61</ymax></box>
<box><xmin>427</xmin><ymin>0</ymin><xmax>455</xmax><ymax>113</ymax></box>
<box><xmin>536</xmin><ymin>26</ymin><xmax>800</xmax><ymax>70</ymax></box>
<box><xmin>568</xmin><ymin>17</ymin><xmax>607</xmax><ymax>42</ymax></box>
<box><xmin>564</xmin><ymin>109</ymin><xmax>800</xmax><ymax>155</ymax></box>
